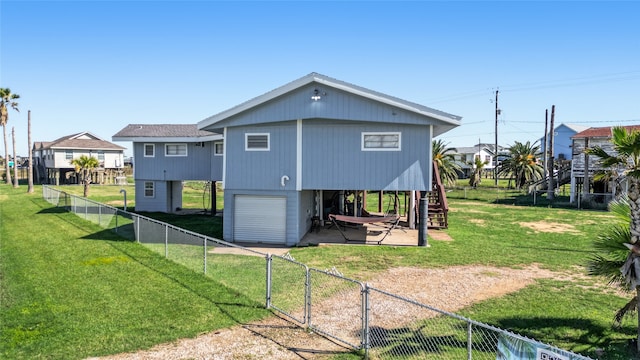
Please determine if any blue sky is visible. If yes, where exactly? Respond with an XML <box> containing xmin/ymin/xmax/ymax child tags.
<box><xmin>1</xmin><ymin>1</ymin><xmax>639</xmax><ymax>157</ymax></box>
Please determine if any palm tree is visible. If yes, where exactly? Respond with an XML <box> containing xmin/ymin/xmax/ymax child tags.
<box><xmin>468</xmin><ymin>157</ymin><xmax>489</xmax><ymax>188</ymax></box>
<box><xmin>498</xmin><ymin>141</ymin><xmax>544</xmax><ymax>189</ymax></box>
<box><xmin>0</xmin><ymin>88</ymin><xmax>20</xmax><ymax>185</ymax></box>
<box><xmin>432</xmin><ymin>139</ymin><xmax>461</xmax><ymax>187</ymax></box>
<box><xmin>585</xmin><ymin>126</ymin><xmax>640</xmax><ymax>352</ymax></box>
<box><xmin>71</xmin><ymin>155</ymin><xmax>100</xmax><ymax>197</ymax></box>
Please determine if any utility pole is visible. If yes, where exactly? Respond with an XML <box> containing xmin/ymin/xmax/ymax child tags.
<box><xmin>547</xmin><ymin>105</ymin><xmax>556</xmax><ymax>201</ymax></box>
<box><xmin>494</xmin><ymin>89</ymin><xmax>499</xmax><ymax>186</ymax></box>
<box><xmin>543</xmin><ymin>109</ymin><xmax>548</xmax><ymax>180</ymax></box>
<box><xmin>28</xmin><ymin>110</ymin><xmax>34</xmax><ymax>193</ymax></box>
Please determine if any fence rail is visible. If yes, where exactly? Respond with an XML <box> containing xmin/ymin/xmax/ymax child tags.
<box><xmin>42</xmin><ymin>185</ymin><xmax>593</xmax><ymax>359</ymax></box>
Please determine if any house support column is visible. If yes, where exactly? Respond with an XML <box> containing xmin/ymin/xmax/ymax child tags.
<box><xmin>408</xmin><ymin>190</ymin><xmax>416</xmax><ymax>229</ymax></box>
<box><xmin>211</xmin><ymin>181</ymin><xmax>216</xmax><ymax>216</ymax></box>
<box><xmin>418</xmin><ymin>196</ymin><xmax>429</xmax><ymax>247</ymax></box>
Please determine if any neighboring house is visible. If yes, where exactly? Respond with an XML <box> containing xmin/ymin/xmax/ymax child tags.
<box><xmin>452</xmin><ymin>143</ymin><xmax>501</xmax><ymax>178</ymax></box>
<box><xmin>112</xmin><ymin>124</ymin><xmax>223</xmax><ymax>213</ymax></box>
<box><xmin>196</xmin><ymin>72</ymin><xmax>461</xmax><ymax>246</ymax></box>
<box><xmin>33</xmin><ymin>132</ymin><xmax>126</xmax><ymax>185</ymax></box>
<box><xmin>570</xmin><ymin>125</ymin><xmax>640</xmax><ymax>203</ymax></box>
<box><xmin>539</xmin><ymin>123</ymin><xmax>589</xmax><ymax>161</ymax></box>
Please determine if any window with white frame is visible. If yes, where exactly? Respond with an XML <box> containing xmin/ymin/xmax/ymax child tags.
<box><xmin>144</xmin><ymin>144</ymin><xmax>155</xmax><ymax>157</ymax></box>
<box><xmin>214</xmin><ymin>141</ymin><xmax>224</xmax><ymax>156</ymax></box>
<box><xmin>165</xmin><ymin>143</ymin><xmax>187</xmax><ymax>157</ymax></box>
<box><xmin>98</xmin><ymin>151</ymin><xmax>105</xmax><ymax>161</ymax></box>
<box><xmin>144</xmin><ymin>181</ymin><xmax>154</xmax><ymax>197</ymax></box>
<box><xmin>361</xmin><ymin>132</ymin><xmax>401</xmax><ymax>151</ymax></box>
<box><xmin>65</xmin><ymin>150</ymin><xmax>73</xmax><ymax>160</ymax></box>
<box><xmin>245</xmin><ymin>133</ymin><xmax>270</xmax><ymax>151</ymax></box>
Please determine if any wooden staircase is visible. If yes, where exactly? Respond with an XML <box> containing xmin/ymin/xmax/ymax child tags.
<box><xmin>426</xmin><ymin>161</ymin><xmax>449</xmax><ymax>229</ymax></box>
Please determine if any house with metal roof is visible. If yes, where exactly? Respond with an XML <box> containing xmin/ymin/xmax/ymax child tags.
<box><xmin>33</xmin><ymin>132</ymin><xmax>126</xmax><ymax>185</ymax></box>
<box><xmin>112</xmin><ymin>124</ymin><xmax>223</xmax><ymax>213</ymax></box>
<box><xmin>570</xmin><ymin>125</ymin><xmax>640</xmax><ymax>204</ymax></box>
<box><xmin>196</xmin><ymin>72</ymin><xmax>461</xmax><ymax>246</ymax></box>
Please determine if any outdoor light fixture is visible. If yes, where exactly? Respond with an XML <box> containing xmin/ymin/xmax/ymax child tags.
<box><xmin>311</xmin><ymin>88</ymin><xmax>323</xmax><ymax>101</ymax></box>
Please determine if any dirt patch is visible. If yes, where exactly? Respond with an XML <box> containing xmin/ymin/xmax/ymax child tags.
<box><xmin>469</xmin><ymin>218</ymin><xmax>486</xmax><ymax>226</ymax></box>
<box><xmin>90</xmin><ymin>264</ymin><xmax>564</xmax><ymax>360</ymax></box>
<box><xmin>519</xmin><ymin>221</ymin><xmax>582</xmax><ymax>234</ymax></box>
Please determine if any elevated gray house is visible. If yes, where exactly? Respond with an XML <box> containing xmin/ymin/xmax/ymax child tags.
<box><xmin>114</xmin><ymin>73</ymin><xmax>461</xmax><ymax>245</ymax></box>
<box><xmin>112</xmin><ymin>124</ymin><xmax>223</xmax><ymax>213</ymax></box>
<box><xmin>197</xmin><ymin>73</ymin><xmax>461</xmax><ymax>245</ymax></box>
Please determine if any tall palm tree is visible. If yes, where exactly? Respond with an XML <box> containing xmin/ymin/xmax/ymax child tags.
<box><xmin>71</xmin><ymin>155</ymin><xmax>100</xmax><ymax>197</ymax></box>
<box><xmin>432</xmin><ymin>139</ymin><xmax>461</xmax><ymax>187</ymax></box>
<box><xmin>585</xmin><ymin>126</ymin><xmax>640</xmax><ymax>352</ymax></box>
<box><xmin>0</xmin><ymin>88</ymin><xmax>20</xmax><ymax>185</ymax></box>
<box><xmin>498</xmin><ymin>141</ymin><xmax>544</xmax><ymax>189</ymax></box>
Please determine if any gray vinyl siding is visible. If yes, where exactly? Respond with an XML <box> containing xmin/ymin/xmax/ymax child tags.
<box><xmin>224</xmin><ymin>123</ymin><xmax>297</xmax><ymax>190</ymax></box>
<box><xmin>133</xmin><ymin>142</ymin><xmax>222</xmax><ymax>181</ymax></box>
<box><xmin>302</xmin><ymin>120</ymin><xmax>431</xmax><ymax>191</ymax></box>
<box><xmin>134</xmin><ymin>180</ymin><xmax>170</xmax><ymax>212</ymax></box>
<box><xmin>208</xmin><ymin>84</ymin><xmax>443</xmax><ymax>130</ymax></box>
<box><xmin>223</xmin><ymin>189</ymin><xmax>302</xmax><ymax>246</ymax></box>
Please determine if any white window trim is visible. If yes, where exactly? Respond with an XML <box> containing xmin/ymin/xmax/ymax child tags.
<box><xmin>165</xmin><ymin>143</ymin><xmax>188</xmax><ymax>157</ymax></box>
<box><xmin>361</xmin><ymin>132</ymin><xmax>402</xmax><ymax>151</ymax></box>
<box><xmin>144</xmin><ymin>144</ymin><xmax>155</xmax><ymax>157</ymax></box>
<box><xmin>214</xmin><ymin>141</ymin><xmax>224</xmax><ymax>156</ymax></box>
<box><xmin>144</xmin><ymin>181</ymin><xmax>155</xmax><ymax>198</ymax></box>
<box><xmin>245</xmin><ymin>133</ymin><xmax>270</xmax><ymax>151</ymax></box>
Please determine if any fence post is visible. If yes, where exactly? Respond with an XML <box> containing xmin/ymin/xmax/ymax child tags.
<box><xmin>467</xmin><ymin>321</ymin><xmax>473</xmax><ymax>360</ymax></box>
<box><xmin>203</xmin><ymin>236</ymin><xmax>207</xmax><ymax>274</ymax></box>
<box><xmin>115</xmin><ymin>209</ymin><xmax>119</xmax><ymax>232</ymax></box>
<box><xmin>136</xmin><ymin>216</ymin><xmax>140</xmax><ymax>243</ymax></box>
<box><xmin>362</xmin><ymin>284</ymin><xmax>371</xmax><ymax>358</ymax></box>
<box><xmin>99</xmin><ymin>204</ymin><xmax>102</xmax><ymax>226</ymax></box>
<box><xmin>265</xmin><ymin>254</ymin><xmax>272</xmax><ymax>309</ymax></box>
<box><xmin>306</xmin><ymin>268</ymin><xmax>312</xmax><ymax>327</ymax></box>
<box><xmin>165</xmin><ymin>224</ymin><xmax>168</xmax><ymax>258</ymax></box>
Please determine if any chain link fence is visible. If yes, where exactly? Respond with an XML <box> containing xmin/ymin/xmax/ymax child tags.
<box><xmin>42</xmin><ymin>186</ymin><xmax>593</xmax><ymax>359</ymax></box>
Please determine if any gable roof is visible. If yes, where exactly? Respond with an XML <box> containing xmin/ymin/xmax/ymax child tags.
<box><xmin>197</xmin><ymin>72</ymin><xmax>462</xmax><ymax>133</ymax></box>
<box><xmin>561</xmin><ymin>123</ymin><xmax>589</xmax><ymax>133</ymax></box>
<box><xmin>36</xmin><ymin>131</ymin><xmax>125</xmax><ymax>151</ymax></box>
<box><xmin>112</xmin><ymin>124</ymin><xmax>222</xmax><ymax>142</ymax></box>
<box><xmin>573</xmin><ymin>125</ymin><xmax>640</xmax><ymax>139</ymax></box>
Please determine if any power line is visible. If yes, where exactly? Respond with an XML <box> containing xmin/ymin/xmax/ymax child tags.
<box><xmin>425</xmin><ymin>70</ymin><xmax>640</xmax><ymax>104</ymax></box>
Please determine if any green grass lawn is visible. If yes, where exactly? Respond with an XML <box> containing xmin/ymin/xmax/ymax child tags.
<box><xmin>4</xmin><ymin>183</ymin><xmax>640</xmax><ymax>359</ymax></box>
<box><xmin>0</xmin><ymin>185</ymin><xmax>269</xmax><ymax>360</ymax></box>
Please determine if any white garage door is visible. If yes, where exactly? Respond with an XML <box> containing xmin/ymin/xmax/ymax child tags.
<box><xmin>233</xmin><ymin>195</ymin><xmax>286</xmax><ymax>244</ymax></box>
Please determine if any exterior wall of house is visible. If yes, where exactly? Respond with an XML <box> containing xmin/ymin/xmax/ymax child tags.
<box><xmin>210</xmin><ymin>84</ymin><xmax>442</xmax><ymax>130</ymax></box>
<box><xmin>132</xmin><ymin>141</ymin><xmax>222</xmax><ymax>181</ymax></box>
<box><xmin>552</xmin><ymin>125</ymin><xmax>576</xmax><ymax>160</ymax></box>
<box><xmin>43</xmin><ymin>149</ymin><xmax>124</xmax><ymax>169</ymax></box>
<box><xmin>135</xmin><ymin>179</ymin><xmax>170</xmax><ymax>212</ymax></box>
<box><xmin>302</xmin><ymin>120</ymin><xmax>431</xmax><ymax>191</ymax></box>
<box><xmin>223</xmin><ymin>123</ymin><xmax>296</xmax><ymax>190</ymax></box>
<box><xmin>222</xmin><ymin>189</ymin><xmax>304</xmax><ymax>246</ymax></box>
<box><xmin>570</xmin><ymin>136</ymin><xmax>614</xmax><ymax>202</ymax></box>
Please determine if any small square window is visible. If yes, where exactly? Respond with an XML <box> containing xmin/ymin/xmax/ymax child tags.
<box><xmin>65</xmin><ymin>150</ymin><xmax>73</xmax><ymax>160</ymax></box>
<box><xmin>144</xmin><ymin>181</ymin><xmax>154</xmax><ymax>197</ymax></box>
<box><xmin>245</xmin><ymin>133</ymin><xmax>270</xmax><ymax>151</ymax></box>
<box><xmin>98</xmin><ymin>151</ymin><xmax>105</xmax><ymax>161</ymax></box>
<box><xmin>214</xmin><ymin>142</ymin><xmax>224</xmax><ymax>156</ymax></box>
<box><xmin>144</xmin><ymin>144</ymin><xmax>155</xmax><ymax>157</ymax></box>
<box><xmin>165</xmin><ymin>144</ymin><xmax>187</xmax><ymax>156</ymax></box>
